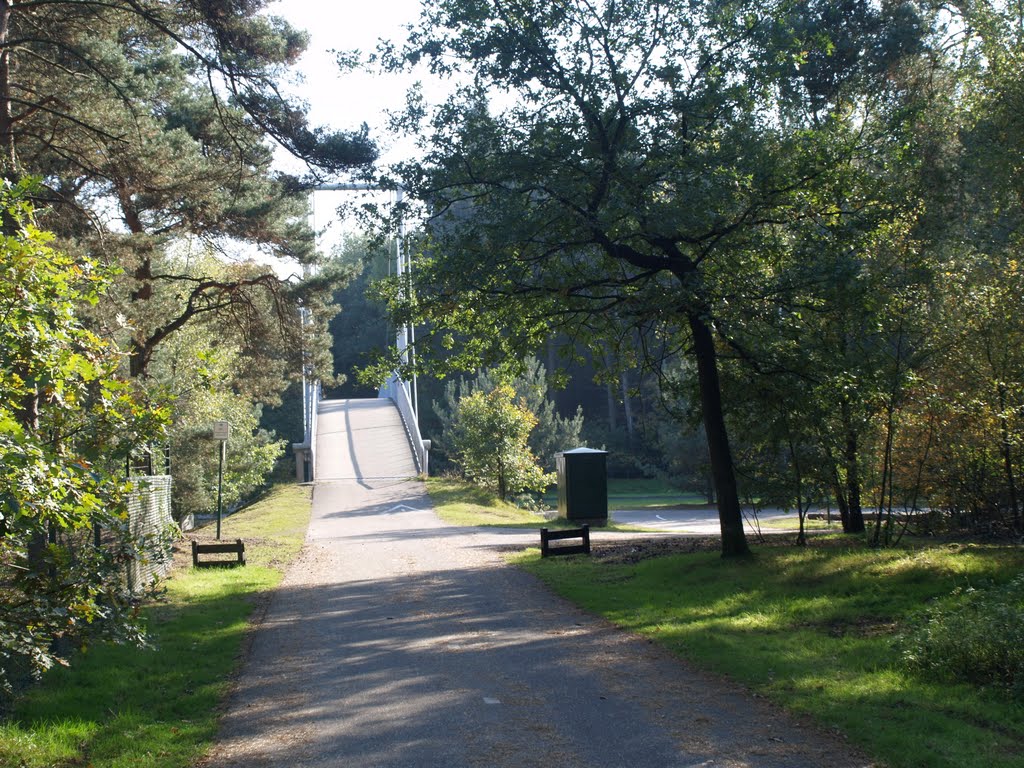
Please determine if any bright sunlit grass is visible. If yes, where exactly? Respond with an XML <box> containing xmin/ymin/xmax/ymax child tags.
<box><xmin>425</xmin><ymin>475</ymin><xmax>550</xmax><ymax>526</ymax></box>
<box><xmin>423</xmin><ymin>475</ymin><xmax>552</xmax><ymax>528</ymax></box>
<box><xmin>427</xmin><ymin>476</ymin><xmax>646</xmax><ymax>530</ymax></box>
<box><xmin>0</xmin><ymin>482</ymin><xmax>311</xmax><ymax>768</ymax></box>
<box><xmin>515</xmin><ymin>541</ymin><xmax>1024</xmax><ymax>768</ymax></box>
<box><xmin>756</xmin><ymin>513</ymin><xmax>842</xmax><ymax>531</ymax></box>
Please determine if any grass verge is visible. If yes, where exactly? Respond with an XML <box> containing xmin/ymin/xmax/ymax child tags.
<box><xmin>427</xmin><ymin>476</ymin><xmax>645</xmax><ymax>530</ymax></box>
<box><xmin>0</xmin><ymin>482</ymin><xmax>311</xmax><ymax>768</ymax></box>
<box><xmin>426</xmin><ymin>476</ymin><xmax>549</xmax><ymax>526</ymax></box>
<box><xmin>755</xmin><ymin>514</ymin><xmax>843</xmax><ymax>532</ymax></box>
<box><xmin>542</xmin><ymin>477</ymin><xmax>711</xmax><ymax>511</ymax></box>
<box><xmin>606</xmin><ymin>478</ymin><xmax>711</xmax><ymax>510</ymax></box>
<box><xmin>515</xmin><ymin>540</ymin><xmax>1024</xmax><ymax>768</ymax></box>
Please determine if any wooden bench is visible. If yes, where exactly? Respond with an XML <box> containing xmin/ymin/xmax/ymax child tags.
<box><xmin>192</xmin><ymin>539</ymin><xmax>246</xmax><ymax>568</ymax></box>
<box><xmin>540</xmin><ymin>525</ymin><xmax>591</xmax><ymax>558</ymax></box>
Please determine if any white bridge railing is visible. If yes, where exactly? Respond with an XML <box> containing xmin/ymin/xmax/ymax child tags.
<box><xmin>380</xmin><ymin>374</ymin><xmax>430</xmax><ymax>475</ymax></box>
<box><xmin>292</xmin><ymin>376</ymin><xmax>320</xmax><ymax>482</ymax></box>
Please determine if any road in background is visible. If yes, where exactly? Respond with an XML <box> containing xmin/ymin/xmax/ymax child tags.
<box><xmin>610</xmin><ymin>507</ymin><xmax>821</xmax><ymax>535</ymax></box>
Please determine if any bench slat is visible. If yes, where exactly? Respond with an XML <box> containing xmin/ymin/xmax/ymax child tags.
<box><xmin>194</xmin><ymin>543</ymin><xmax>246</xmax><ymax>554</ymax></box>
<box><xmin>544</xmin><ymin>544</ymin><xmax>589</xmax><ymax>556</ymax></box>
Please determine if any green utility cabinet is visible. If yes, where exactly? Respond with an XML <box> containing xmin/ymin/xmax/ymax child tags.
<box><xmin>555</xmin><ymin>448</ymin><xmax>608</xmax><ymax>524</ymax></box>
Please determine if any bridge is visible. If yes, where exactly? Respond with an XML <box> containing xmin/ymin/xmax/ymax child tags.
<box><xmin>289</xmin><ymin>183</ymin><xmax>430</xmax><ymax>484</ymax></box>
<box><xmin>291</xmin><ymin>379</ymin><xmax>429</xmax><ymax>484</ymax></box>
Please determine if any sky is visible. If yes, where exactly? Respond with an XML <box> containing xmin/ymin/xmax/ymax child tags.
<box><xmin>268</xmin><ymin>0</ymin><xmax>438</xmax><ymax>248</ymax></box>
<box><xmin>269</xmin><ymin>0</ymin><xmax>431</xmax><ymax>164</ymax></box>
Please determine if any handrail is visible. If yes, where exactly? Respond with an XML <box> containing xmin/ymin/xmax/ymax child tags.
<box><xmin>292</xmin><ymin>375</ymin><xmax>319</xmax><ymax>483</ymax></box>
<box><xmin>309</xmin><ymin>182</ymin><xmax>423</xmax><ymax>478</ymax></box>
<box><xmin>306</xmin><ymin>378</ymin><xmax>320</xmax><ymax>479</ymax></box>
<box><xmin>379</xmin><ymin>374</ymin><xmax>430</xmax><ymax>475</ymax></box>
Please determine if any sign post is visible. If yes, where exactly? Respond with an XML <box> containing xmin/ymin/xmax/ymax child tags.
<box><xmin>212</xmin><ymin>421</ymin><xmax>230</xmax><ymax>539</ymax></box>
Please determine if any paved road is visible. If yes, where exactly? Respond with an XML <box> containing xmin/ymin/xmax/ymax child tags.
<box><xmin>611</xmin><ymin>507</ymin><xmax>802</xmax><ymax>535</ymax></box>
<box><xmin>202</xmin><ymin>399</ymin><xmax>870</xmax><ymax>767</ymax></box>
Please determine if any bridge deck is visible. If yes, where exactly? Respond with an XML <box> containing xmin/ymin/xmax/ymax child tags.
<box><xmin>315</xmin><ymin>398</ymin><xmax>418</xmax><ymax>482</ymax></box>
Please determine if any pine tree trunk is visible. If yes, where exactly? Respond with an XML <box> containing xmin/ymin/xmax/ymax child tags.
<box><xmin>0</xmin><ymin>0</ymin><xmax>15</xmax><ymax>177</ymax></box>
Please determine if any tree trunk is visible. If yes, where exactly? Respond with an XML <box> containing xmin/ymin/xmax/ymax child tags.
<box><xmin>997</xmin><ymin>384</ymin><xmax>1021</xmax><ymax>533</ymax></box>
<box><xmin>841</xmin><ymin>400</ymin><xmax>866</xmax><ymax>533</ymax></box>
<box><xmin>688</xmin><ymin>312</ymin><xmax>750</xmax><ymax>558</ymax></box>
<box><xmin>620</xmin><ymin>371</ymin><xmax>635</xmax><ymax>442</ymax></box>
<box><xmin>834</xmin><ymin>477</ymin><xmax>850</xmax><ymax>529</ymax></box>
<box><xmin>605</xmin><ymin>381</ymin><xmax>617</xmax><ymax>431</ymax></box>
<box><xmin>789</xmin><ymin>435</ymin><xmax>807</xmax><ymax>547</ymax></box>
<box><xmin>0</xmin><ymin>0</ymin><xmax>16</xmax><ymax>177</ymax></box>
<box><xmin>602</xmin><ymin>349</ymin><xmax>618</xmax><ymax>431</ymax></box>
<box><xmin>129</xmin><ymin>338</ymin><xmax>150</xmax><ymax>377</ymax></box>
<box><xmin>825</xmin><ymin>446</ymin><xmax>849</xmax><ymax>528</ymax></box>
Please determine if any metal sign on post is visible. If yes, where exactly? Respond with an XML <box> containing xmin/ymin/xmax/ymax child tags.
<box><xmin>213</xmin><ymin>421</ymin><xmax>230</xmax><ymax>539</ymax></box>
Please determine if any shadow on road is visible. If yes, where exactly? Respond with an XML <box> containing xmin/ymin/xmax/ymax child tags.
<box><xmin>208</xmin><ymin>553</ymin><xmax>869</xmax><ymax>768</ymax></box>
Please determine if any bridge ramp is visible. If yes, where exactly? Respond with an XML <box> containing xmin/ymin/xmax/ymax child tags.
<box><xmin>315</xmin><ymin>398</ymin><xmax>418</xmax><ymax>481</ymax></box>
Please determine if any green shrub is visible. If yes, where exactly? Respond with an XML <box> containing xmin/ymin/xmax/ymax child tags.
<box><xmin>448</xmin><ymin>384</ymin><xmax>555</xmax><ymax>501</ymax></box>
<box><xmin>900</xmin><ymin>574</ymin><xmax>1024</xmax><ymax>693</ymax></box>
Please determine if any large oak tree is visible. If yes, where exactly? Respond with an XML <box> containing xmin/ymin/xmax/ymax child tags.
<box><xmin>376</xmin><ymin>0</ymin><xmax>923</xmax><ymax>556</ymax></box>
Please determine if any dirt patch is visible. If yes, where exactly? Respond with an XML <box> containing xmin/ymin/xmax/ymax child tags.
<box><xmin>168</xmin><ymin>534</ymin><xmax>198</xmax><ymax>572</ymax></box>
<box><xmin>590</xmin><ymin>536</ymin><xmax>722</xmax><ymax>563</ymax></box>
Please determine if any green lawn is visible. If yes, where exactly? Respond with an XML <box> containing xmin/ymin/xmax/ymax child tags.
<box><xmin>427</xmin><ymin>476</ymin><xmax>645</xmax><ymax>530</ymax></box>
<box><xmin>605</xmin><ymin>477</ymin><xmax>711</xmax><ymax>509</ymax></box>
<box><xmin>756</xmin><ymin>512</ymin><xmax>844</xmax><ymax>531</ymax></box>
<box><xmin>542</xmin><ymin>477</ymin><xmax>710</xmax><ymax>511</ymax></box>
<box><xmin>426</xmin><ymin>476</ymin><xmax>550</xmax><ymax>526</ymax></box>
<box><xmin>0</xmin><ymin>482</ymin><xmax>311</xmax><ymax>768</ymax></box>
<box><xmin>515</xmin><ymin>540</ymin><xmax>1024</xmax><ymax>768</ymax></box>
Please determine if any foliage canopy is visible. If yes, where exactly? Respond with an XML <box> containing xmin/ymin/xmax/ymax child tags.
<box><xmin>0</xmin><ymin>181</ymin><xmax>167</xmax><ymax>691</ymax></box>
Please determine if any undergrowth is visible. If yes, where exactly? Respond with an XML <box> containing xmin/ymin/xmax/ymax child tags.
<box><xmin>900</xmin><ymin>573</ymin><xmax>1024</xmax><ymax>694</ymax></box>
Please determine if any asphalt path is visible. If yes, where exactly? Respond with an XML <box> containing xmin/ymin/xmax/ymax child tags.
<box><xmin>203</xmin><ymin>477</ymin><xmax>870</xmax><ymax>768</ymax></box>
<box><xmin>610</xmin><ymin>507</ymin><xmax>808</xmax><ymax>535</ymax></box>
